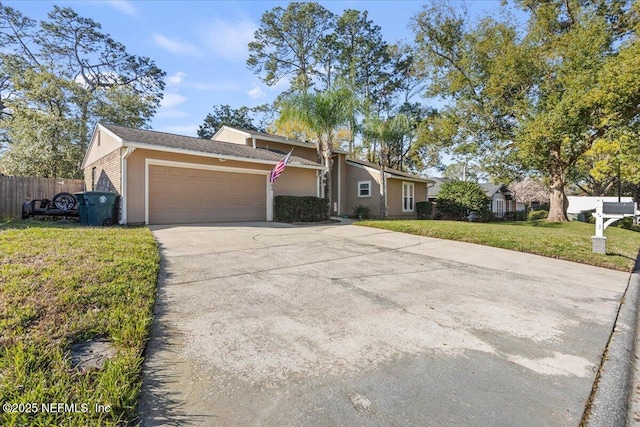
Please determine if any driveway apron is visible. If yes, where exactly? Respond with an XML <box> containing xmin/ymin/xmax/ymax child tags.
<box><xmin>139</xmin><ymin>223</ymin><xmax>628</xmax><ymax>426</ymax></box>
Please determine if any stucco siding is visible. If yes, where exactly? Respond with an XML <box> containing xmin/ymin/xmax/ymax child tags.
<box><xmin>345</xmin><ymin>163</ymin><xmax>380</xmax><ymax>218</ymax></box>
<box><xmin>386</xmin><ymin>179</ymin><xmax>427</xmax><ymax>218</ymax></box>
<box><xmin>273</xmin><ymin>167</ymin><xmax>318</xmax><ymax>197</ymax></box>
<box><xmin>83</xmin><ymin>127</ymin><xmax>122</xmax><ymax>167</ymax></box>
<box><xmin>213</xmin><ymin>128</ymin><xmax>247</xmax><ymax>145</ymax></box>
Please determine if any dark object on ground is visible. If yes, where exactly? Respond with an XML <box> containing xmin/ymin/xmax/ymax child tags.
<box><xmin>22</xmin><ymin>192</ymin><xmax>79</xmax><ymax>219</ymax></box>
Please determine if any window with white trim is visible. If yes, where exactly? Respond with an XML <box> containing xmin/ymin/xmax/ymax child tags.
<box><xmin>358</xmin><ymin>180</ymin><xmax>371</xmax><ymax>198</ymax></box>
<box><xmin>402</xmin><ymin>182</ymin><xmax>414</xmax><ymax>212</ymax></box>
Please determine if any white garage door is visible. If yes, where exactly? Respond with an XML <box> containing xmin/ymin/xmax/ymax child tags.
<box><xmin>148</xmin><ymin>165</ymin><xmax>267</xmax><ymax>224</ymax></box>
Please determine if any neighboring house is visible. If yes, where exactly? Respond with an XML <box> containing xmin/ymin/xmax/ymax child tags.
<box><xmin>426</xmin><ymin>177</ymin><xmax>452</xmax><ymax>202</ymax></box>
<box><xmin>82</xmin><ymin>123</ymin><xmax>432</xmax><ymax>225</ymax></box>
<box><xmin>480</xmin><ymin>184</ymin><xmax>526</xmax><ymax>218</ymax></box>
<box><xmin>428</xmin><ymin>178</ymin><xmax>525</xmax><ymax>219</ymax></box>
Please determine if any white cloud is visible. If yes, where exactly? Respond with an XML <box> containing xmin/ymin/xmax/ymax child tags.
<box><xmin>167</xmin><ymin>72</ymin><xmax>187</xmax><ymax>86</ymax></box>
<box><xmin>201</xmin><ymin>17</ymin><xmax>257</xmax><ymax>62</ymax></box>
<box><xmin>105</xmin><ymin>0</ymin><xmax>137</xmax><ymax>16</ymax></box>
<box><xmin>160</xmin><ymin>92</ymin><xmax>187</xmax><ymax>109</ymax></box>
<box><xmin>157</xmin><ymin>92</ymin><xmax>189</xmax><ymax>119</ymax></box>
<box><xmin>247</xmin><ymin>86</ymin><xmax>266</xmax><ymax>99</ymax></box>
<box><xmin>152</xmin><ymin>33</ymin><xmax>201</xmax><ymax>56</ymax></box>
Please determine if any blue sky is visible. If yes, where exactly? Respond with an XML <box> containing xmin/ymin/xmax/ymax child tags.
<box><xmin>5</xmin><ymin>0</ymin><xmax>506</xmax><ymax>137</ymax></box>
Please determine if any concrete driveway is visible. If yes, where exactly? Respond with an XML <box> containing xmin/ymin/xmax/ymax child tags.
<box><xmin>139</xmin><ymin>223</ymin><xmax>629</xmax><ymax>426</ymax></box>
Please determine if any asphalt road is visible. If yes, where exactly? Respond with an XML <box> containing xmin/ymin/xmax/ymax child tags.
<box><xmin>139</xmin><ymin>223</ymin><xmax>629</xmax><ymax>426</ymax></box>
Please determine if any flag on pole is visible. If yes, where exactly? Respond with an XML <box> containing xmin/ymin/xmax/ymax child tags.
<box><xmin>270</xmin><ymin>149</ymin><xmax>293</xmax><ymax>183</ymax></box>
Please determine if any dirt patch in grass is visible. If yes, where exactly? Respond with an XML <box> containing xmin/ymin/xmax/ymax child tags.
<box><xmin>358</xmin><ymin>220</ymin><xmax>640</xmax><ymax>272</ymax></box>
<box><xmin>0</xmin><ymin>219</ymin><xmax>159</xmax><ymax>426</ymax></box>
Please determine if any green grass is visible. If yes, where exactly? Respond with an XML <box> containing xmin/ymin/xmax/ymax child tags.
<box><xmin>358</xmin><ymin>219</ymin><xmax>640</xmax><ymax>272</ymax></box>
<box><xmin>0</xmin><ymin>219</ymin><xmax>159</xmax><ymax>426</ymax></box>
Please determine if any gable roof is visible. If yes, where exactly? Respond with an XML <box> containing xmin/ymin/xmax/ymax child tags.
<box><xmin>346</xmin><ymin>158</ymin><xmax>433</xmax><ymax>183</ymax></box>
<box><xmin>215</xmin><ymin>126</ymin><xmax>350</xmax><ymax>155</ymax></box>
<box><xmin>426</xmin><ymin>177</ymin><xmax>452</xmax><ymax>198</ymax></box>
<box><xmin>95</xmin><ymin>124</ymin><xmax>324</xmax><ymax>169</ymax></box>
<box><xmin>479</xmin><ymin>183</ymin><xmax>509</xmax><ymax>197</ymax></box>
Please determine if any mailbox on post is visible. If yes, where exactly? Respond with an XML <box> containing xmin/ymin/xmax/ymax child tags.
<box><xmin>592</xmin><ymin>200</ymin><xmax>638</xmax><ymax>254</ymax></box>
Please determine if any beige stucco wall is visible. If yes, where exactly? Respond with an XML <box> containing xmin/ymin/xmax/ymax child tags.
<box><xmin>125</xmin><ymin>148</ymin><xmax>319</xmax><ymax>224</ymax></box>
<box><xmin>83</xmin><ymin>126</ymin><xmax>122</xmax><ymax>167</ymax></box>
<box><xmin>386</xmin><ymin>179</ymin><xmax>427</xmax><ymax>218</ymax></box>
<box><xmin>272</xmin><ymin>167</ymin><xmax>318</xmax><ymax>197</ymax></box>
<box><xmin>345</xmin><ymin>163</ymin><xmax>381</xmax><ymax>218</ymax></box>
<box><xmin>213</xmin><ymin>128</ymin><xmax>247</xmax><ymax>145</ymax></box>
<box><xmin>83</xmin><ymin>148</ymin><xmax>121</xmax><ymax>193</ymax></box>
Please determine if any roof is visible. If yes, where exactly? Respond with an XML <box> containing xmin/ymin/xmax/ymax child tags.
<box><xmin>215</xmin><ymin>126</ymin><xmax>350</xmax><ymax>155</ymax></box>
<box><xmin>426</xmin><ymin>177</ymin><xmax>452</xmax><ymax>198</ymax></box>
<box><xmin>479</xmin><ymin>183</ymin><xmax>509</xmax><ymax>198</ymax></box>
<box><xmin>346</xmin><ymin>158</ymin><xmax>433</xmax><ymax>183</ymax></box>
<box><xmin>99</xmin><ymin>124</ymin><xmax>323</xmax><ymax>169</ymax></box>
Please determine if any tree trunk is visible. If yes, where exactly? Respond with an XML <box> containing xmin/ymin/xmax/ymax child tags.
<box><xmin>547</xmin><ymin>172</ymin><xmax>569</xmax><ymax>222</ymax></box>
<box><xmin>323</xmin><ymin>146</ymin><xmax>332</xmax><ymax>218</ymax></box>
<box><xmin>380</xmin><ymin>139</ymin><xmax>387</xmax><ymax>219</ymax></box>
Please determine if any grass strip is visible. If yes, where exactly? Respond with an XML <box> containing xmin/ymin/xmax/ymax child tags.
<box><xmin>0</xmin><ymin>219</ymin><xmax>159</xmax><ymax>426</ymax></box>
<box><xmin>357</xmin><ymin>219</ymin><xmax>640</xmax><ymax>271</ymax></box>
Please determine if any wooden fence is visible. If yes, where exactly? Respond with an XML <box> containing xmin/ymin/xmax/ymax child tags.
<box><xmin>0</xmin><ymin>176</ymin><xmax>86</xmax><ymax>218</ymax></box>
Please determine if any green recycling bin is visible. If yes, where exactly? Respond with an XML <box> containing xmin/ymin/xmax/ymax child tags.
<box><xmin>74</xmin><ymin>191</ymin><xmax>118</xmax><ymax>226</ymax></box>
<box><xmin>74</xmin><ymin>192</ymin><xmax>89</xmax><ymax>225</ymax></box>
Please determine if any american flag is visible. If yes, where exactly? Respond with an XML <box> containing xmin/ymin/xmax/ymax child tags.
<box><xmin>269</xmin><ymin>149</ymin><xmax>293</xmax><ymax>183</ymax></box>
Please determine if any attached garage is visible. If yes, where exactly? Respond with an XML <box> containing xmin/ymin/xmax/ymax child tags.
<box><xmin>147</xmin><ymin>163</ymin><xmax>268</xmax><ymax>224</ymax></box>
<box><xmin>82</xmin><ymin>123</ymin><xmax>326</xmax><ymax>225</ymax></box>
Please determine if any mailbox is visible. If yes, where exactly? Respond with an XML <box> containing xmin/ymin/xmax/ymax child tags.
<box><xmin>602</xmin><ymin>202</ymin><xmax>635</xmax><ymax>215</ymax></box>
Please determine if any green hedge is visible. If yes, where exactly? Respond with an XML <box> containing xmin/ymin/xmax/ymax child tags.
<box><xmin>416</xmin><ymin>201</ymin><xmax>432</xmax><ymax>219</ymax></box>
<box><xmin>527</xmin><ymin>210</ymin><xmax>549</xmax><ymax>221</ymax></box>
<box><xmin>274</xmin><ymin>196</ymin><xmax>329</xmax><ymax>223</ymax></box>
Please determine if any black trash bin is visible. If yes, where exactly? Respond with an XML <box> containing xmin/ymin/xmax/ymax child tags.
<box><xmin>75</xmin><ymin>192</ymin><xmax>118</xmax><ymax>226</ymax></box>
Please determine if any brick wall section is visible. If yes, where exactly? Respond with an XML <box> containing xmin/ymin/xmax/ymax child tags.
<box><xmin>84</xmin><ymin>148</ymin><xmax>121</xmax><ymax>193</ymax></box>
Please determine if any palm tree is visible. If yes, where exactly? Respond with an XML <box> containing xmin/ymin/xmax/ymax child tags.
<box><xmin>279</xmin><ymin>86</ymin><xmax>356</xmax><ymax>216</ymax></box>
<box><xmin>363</xmin><ymin>113</ymin><xmax>410</xmax><ymax>218</ymax></box>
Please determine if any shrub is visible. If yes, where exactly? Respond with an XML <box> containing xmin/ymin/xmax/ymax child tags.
<box><xmin>527</xmin><ymin>210</ymin><xmax>548</xmax><ymax>221</ymax></box>
<box><xmin>353</xmin><ymin>204</ymin><xmax>371</xmax><ymax>220</ymax></box>
<box><xmin>436</xmin><ymin>181</ymin><xmax>490</xmax><ymax>219</ymax></box>
<box><xmin>513</xmin><ymin>210</ymin><xmax>527</xmax><ymax>221</ymax></box>
<box><xmin>274</xmin><ymin>196</ymin><xmax>329</xmax><ymax>223</ymax></box>
<box><xmin>416</xmin><ymin>201</ymin><xmax>433</xmax><ymax>219</ymax></box>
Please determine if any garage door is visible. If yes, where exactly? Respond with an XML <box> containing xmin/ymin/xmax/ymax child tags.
<box><xmin>148</xmin><ymin>165</ymin><xmax>267</xmax><ymax>224</ymax></box>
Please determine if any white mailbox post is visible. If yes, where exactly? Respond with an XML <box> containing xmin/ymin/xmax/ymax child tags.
<box><xmin>592</xmin><ymin>200</ymin><xmax>638</xmax><ymax>254</ymax></box>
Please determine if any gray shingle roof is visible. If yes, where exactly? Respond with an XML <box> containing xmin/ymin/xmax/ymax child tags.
<box><xmin>346</xmin><ymin>158</ymin><xmax>432</xmax><ymax>183</ymax></box>
<box><xmin>101</xmin><ymin>123</ymin><xmax>323</xmax><ymax>168</ymax></box>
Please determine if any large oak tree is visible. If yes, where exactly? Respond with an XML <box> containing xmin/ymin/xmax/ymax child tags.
<box><xmin>0</xmin><ymin>5</ymin><xmax>165</xmax><ymax>178</ymax></box>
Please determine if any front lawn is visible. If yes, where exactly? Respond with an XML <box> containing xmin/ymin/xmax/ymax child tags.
<box><xmin>0</xmin><ymin>219</ymin><xmax>159</xmax><ymax>426</ymax></box>
<box><xmin>358</xmin><ymin>219</ymin><xmax>640</xmax><ymax>272</ymax></box>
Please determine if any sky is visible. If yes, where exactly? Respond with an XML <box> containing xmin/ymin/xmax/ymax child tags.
<box><xmin>5</xmin><ymin>0</ymin><xmax>507</xmax><ymax>137</ymax></box>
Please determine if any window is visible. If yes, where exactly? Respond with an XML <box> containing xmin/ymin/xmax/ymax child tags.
<box><xmin>402</xmin><ymin>182</ymin><xmax>414</xmax><ymax>212</ymax></box>
<box><xmin>496</xmin><ymin>199</ymin><xmax>505</xmax><ymax>217</ymax></box>
<box><xmin>358</xmin><ymin>180</ymin><xmax>371</xmax><ymax>198</ymax></box>
<box><xmin>91</xmin><ymin>167</ymin><xmax>97</xmax><ymax>191</ymax></box>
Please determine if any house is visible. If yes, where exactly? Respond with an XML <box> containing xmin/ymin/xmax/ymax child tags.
<box><xmin>343</xmin><ymin>158</ymin><xmax>432</xmax><ymax>219</ymax></box>
<box><xmin>427</xmin><ymin>178</ymin><xmax>525</xmax><ymax>218</ymax></box>
<box><xmin>479</xmin><ymin>184</ymin><xmax>526</xmax><ymax>218</ymax></box>
<box><xmin>81</xmin><ymin>123</ymin><xmax>433</xmax><ymax>225</ymax></box>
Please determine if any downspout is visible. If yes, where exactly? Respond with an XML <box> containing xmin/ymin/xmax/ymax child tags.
<box><xmin>120</xmin><ymin>146</ymin><xmax>136</xmax><ymax>225</ymax></box>
<box><xmin>252</xmin><ymin>137</ymin><xmax>256</xmax><ymax>149</ymax></box>
<box><xmin>336</xmin><ymin>153</ymin><xmax>341</xmax><ymax>215</ymax></box>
